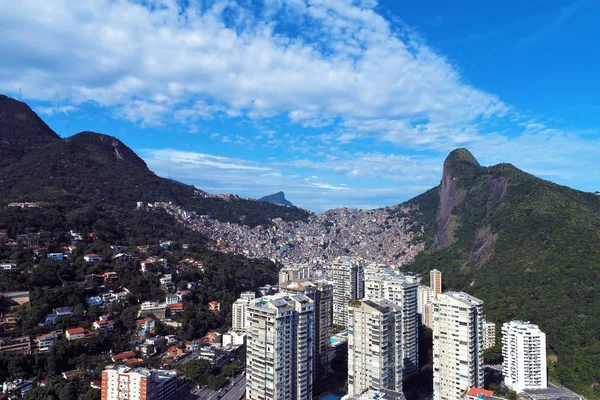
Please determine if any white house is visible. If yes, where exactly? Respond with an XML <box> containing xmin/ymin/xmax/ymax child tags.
<box><xmin>0</xmin><ymin>263</ymin><xmax>18</xmax><ymax>271</ymax></box>
<box><xmin>47</xmin><ymin>253</ymin><xmax>65</xmax><ymax>261</ymax></box>
<box><xmin>83</xmin><ymin>254</ymin><xmax>102</xmax><ymax>263</ymax></box>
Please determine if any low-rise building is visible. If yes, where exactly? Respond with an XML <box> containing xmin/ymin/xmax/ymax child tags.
<box><xmin>47</xmin><ymin>253</ymin><xmax>65</xmax><ymax>261</ymax></box>
<box><xmin>34</xmin><ymin>332</ymin><xmax>58</xmax><ymax>352</ymax></box>
<box><xmin>208</xmin><ymin>301</ymin><xmax>220</xmax><ymax>312</ymax></box>
<box><xmin>0</xmin><ymin>336</ymin><xmax>31</xmax><ymax>354</ymax></box>
<box><xmin>112</xmin><ymin>351</ymin><xmax>136</xmax><ymax>362</ymax></box>
<box><xmin>136</xmin><ymin>317</ymin><xmax>156</xmax><ymax>338</ymax></box>
<box><xmin>139</xmin><ymin>302</ymin><xmax>167</xmax><ymax>321</ymax></box>
<box><xmin>65</xmin><ymin>327</ymin><xmax>85</xmax><ymax>341</ymax></box>
<box><xmin>83</xmin><ymin>254</ymin><xmax>102</xmax><ymax>263</ymax></box>
<box><xmin>86</xmin><ymin>296</ymin><xmax>103</xmax><ymax>307</ymax></box>
<box><xmin>0</xmin><ymin>263</ymin><xmax>18</xmax><ymax>271</ymax></box>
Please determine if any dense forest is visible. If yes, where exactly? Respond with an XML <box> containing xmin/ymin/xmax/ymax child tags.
<box><xmin>404</xmin><ymin>149</ymin><xmax>600</xmax><ymax>399</ymax></box>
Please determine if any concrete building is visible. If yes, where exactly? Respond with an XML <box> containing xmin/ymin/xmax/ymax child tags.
<box><xmin>246</xmin><ymin>293</ymin><xmax>314</xmax><ymax>400</ymax></box>
<box><xmin>364</xmin><ymin>272</ymin><xmax>419</xmax><ymax>379</ymax></box>
<box><xmin>332</xmin><ymin>257</ymin><xmax>365</xmax><ymax>327</ymax></box>
<box><xmin>279</xmin><ymin>264</ymin><xmax>312</xmax><ymax>286</ymax></box>
<box><xmin>483</xmin><ymin>320</ymin><xmax>496</xmax><ymax>350</ymax></box>
<box><xmin>502</xmin><ymin>321</ymin><xmax>547</xmax><ymax>393</ymax></box>
<box><xmin>424</xmin><ymin>302</ymin><xmax>435</xmax><ymax>330</ymax></box>
<box><xmin>138</xmin><ymin>302</ymin><xmax>167</xmax><ymax>321</ymax></box>
<box><xmin>280</xmin><ymin>278</ymin><xmax>333</xmax><ymax>377</ymax></box>
<box><xmin>232</xmin><ymin>297</ymin><xmax>252</xmax><ymax>332</ymax></box>
<box><xmin>0</xmin><ymin>336</ymin><xmax>31</xmax><ymax>355</ymax></box>
<box><xmin>417</xmin><ymin>284</ymin><xmax>433</xmax><ymax>316</ymax></box>
<box><xmin>101</xmin><ymin>365</ymin><xmax>177</xmax><ymax>400</ymax></box>
<box><xmin>433</xmin><ymin>292</ymin><xmax>484</xmax><ymax>400</ymax></box>
<box><xmin>347</xmin><ymin>299</ymin><xmax>404</xmax><ymax>398</ymax></box>
<box><xmin>430</xmin><ymin>269</ymin><xmax>442</xmax><ymax>299</ymax></box>
<box><xmin>240</xmin><ymin>291</ymin><xmax>256</xmax><ymax>301</ymax></box>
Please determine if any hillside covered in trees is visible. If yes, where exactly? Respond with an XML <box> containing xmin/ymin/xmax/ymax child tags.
<box><xmin>404</xmin><ymin>149</ymin><xmax>600</xmax><ymax>399</ymax></box>
<box><xmin>0</xmin><ymin>94</ymin><xmax>311</xmax><ymax>227</ymax></box>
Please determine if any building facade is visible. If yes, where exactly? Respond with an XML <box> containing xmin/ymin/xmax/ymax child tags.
<box><xmin>101</xmin><ymin>366</ymin><xmax>177</xmax><ymax>400</ymax></box>
<box><xmin>246</xmin><ymin>293</ymin><xmax>314</xmax><ymax>400</ymax></box>
<box><xmin>280</xmin><ymin>278</ymin><xmax>333</xmax><ymax>377</ymax></box>
<box><xmin>430</xmin><ymin>269</ymin><xmax>442</xmax><ymax>298</ymax></box>
<box><xmin>279</xmin><ymin>264</ymin><xmax>312</xmax><ymax>286</ymax></box>
<box><xmin>347</xmin><ymin>299</ymin><xmax>404</xmax><ymax>398</ymax></box>
<box><xmin>332</xmin><ymin>257</ymin><xmax>365</xmax><ymax>327</ymax></box>
<box><xmin>502</xmin><ymin>321</ymin><xmax>547</xmax><ymax>393</ymax></box>
<box><xmin>364</xmin><ymin>272</ymin><xmax>419</xmax><ymax>379</ymax></box>
<box><xmin>433</xmin><ymin>292</ymin><xmax>484</xmax><ymax>400</ymax></box>
<box><xmin>482</xmin><ymin>320</ymin><xmax>496</xmax><ymax>350</ymax></box>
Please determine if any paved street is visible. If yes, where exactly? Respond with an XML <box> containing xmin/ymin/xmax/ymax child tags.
<box><xmin>185</xmin><ymin>374</ymin><xmax>246</xmax><ymax>400</ymax></box>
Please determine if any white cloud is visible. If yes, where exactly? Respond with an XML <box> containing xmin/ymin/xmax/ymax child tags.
<box><xmin>36</xmin><ymin>105</ymin><xmax>78</xmax><ymax>116</ymax></box>
<box><xmin>143</xmin><ymin>149</ymin><xmax>269</xmax><ymax>171</ymax></box>
<box><xmin>0</xmin><ymin>0</ymin><xmax>506</xmax><ymax>140</ymax></box>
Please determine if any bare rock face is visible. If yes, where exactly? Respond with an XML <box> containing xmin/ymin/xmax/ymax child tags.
<box><xmin>483</xmin><ymin>174</ymin><xmax>508</xmax><ymax>202</ymax></box>
<box><xmin>436</xmin><ymin>149</ymin><xmax>480</xmax><ymax>248</ymax></box>
<box><xmin>471</xmin><ymin>225</ymin><xmax>497</xmax><ymax>268</ymax></box>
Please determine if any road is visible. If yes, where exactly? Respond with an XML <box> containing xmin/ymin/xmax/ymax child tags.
<box><xmin>185</xmin><ymin>374</ymin><xmax>246</xmax><ymax>400</ymax></box>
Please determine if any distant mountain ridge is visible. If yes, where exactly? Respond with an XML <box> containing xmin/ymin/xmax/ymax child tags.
<box><xmin>0</xmin><ymin>95</ymin><xmax>311</xmax><ymax>227</ymax></box>
<box><xmin>405</xmin><ymin>149</ymin><xmax>600</xmax><ymax>399</ymax></box>
<box><xmin>259</xmin><ymin>191</ymin><xmax>293</xmax><ymax>206</ymax></box>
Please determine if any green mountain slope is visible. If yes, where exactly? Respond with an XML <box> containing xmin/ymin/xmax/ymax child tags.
<box><xmin>0</xmin><ymin>95</ymin><xmax>311</xmax><ymax>227</ymax></box>
<box><xmin>405</xmin><ymin>149</ymin><xmax>600</xmax><ymax>398</ymax></box>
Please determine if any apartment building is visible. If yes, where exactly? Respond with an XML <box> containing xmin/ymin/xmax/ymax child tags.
<box><xmin>364</xmin><ymin>271</ymin><xmax>419</xmax><ymax>379</ymax></box>
<box><xmin>279</xmin><ymin>263</ymin><xmax>312</xmax><ymax>286</ymax></box>
<box><xmin>502</xmin><ymin>321</ymin><xmax>547</xmax><ymax>393</ymax></box>
<box><xmin>430</xmin><ymin>269</ymin><xmax>442</xmax><ymax>298</ymax></box>
<box><xmin>280</xmin><ymin>278</ymin><xmax>333</xmax><ymax>377</ymax></box>
<box><xmin>232</xmin><ymin>291</ymin><xmax>257</xmax><ymax>332</ymax></box>
<box><xmin>101</xmin><ymin>365</ymin><xmax>177</xmax><ymax>400</ymax></box>
<box><xmin>246</xmin><ymin>293</ymin><xmax>314</xmax><ymax>400</ymax></box>
<box><xmin>347</xmin><ymin>299</ymin><xmax>404</xmax><ymax>398</ymax></box>
<box><xmin>332</xmin><ymin>257</ymin><xmax>365</xmax><ymax>327</ymax></box>
<box><xmin>483</xmin><ymin>320</ymin><xmax>496</xmax><ymax>350</ymax></box>
<box><xmin>433</xmin><ymin>292</ymin><xmax>484</xmax><ymax>400</ymax></box>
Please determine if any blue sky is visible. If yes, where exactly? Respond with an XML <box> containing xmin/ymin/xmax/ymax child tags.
<box><xmin>1</xmin><ymin>0</ymin><xmax>599</xmax><ymax>211</ymax></box>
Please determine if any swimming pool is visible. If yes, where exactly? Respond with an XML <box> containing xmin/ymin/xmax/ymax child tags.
<box><xmin>330</xmin><ymin>337</ymin><xmax>341</xmax><ymax>345</ymax></box>
<box><xmin>321</xmin><ymin>394</ymin><xmax>342</xmax><ymax>400</ymax></box>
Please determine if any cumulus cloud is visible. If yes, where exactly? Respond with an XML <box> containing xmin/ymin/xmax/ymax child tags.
<box><xmin>0</xmin><ymin>0</ymin><xmax>505</xmax><ymax>141</ymax></box>
<box><xmin>1</xmin><ymin>0</ymin><xmax>597</xmax><ymax>209</ymax></box>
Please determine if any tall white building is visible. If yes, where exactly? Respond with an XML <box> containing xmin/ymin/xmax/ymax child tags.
<box><xmin>101</xmin><ymin>365</ymin><xmax>177</xmax><ymax>400</ymax></box>
<box><xmin>502</xmin><ymin>321</ymin><xmax>547</xmax><ymax>393</ymax></box>
<box><xmin>232</xmin><ymin>291</ymin><xmax>256</xmax><ymax>332</ymax></box>
<box><xmin>280</xmin><ymin>278</ymin><xmax>333</xmax><ymax>377</ymax></box>
<box><xmin>482</xmin><ymin>320</ymin><xmax>496</xmax><ymax>350</ymax></box>
<box><xmin>347</xmin><ymin>299</ymin><xmax>404</xmax><ymax>398</ymax></box>
<box><xmin>246</xmin><ymin>293</ymin><xmax>314</xmax><ymax>400</ymax></box>
<box><xmin>433</xmin><ymin>292</ymin><xmax>484</xmax><ymax>400</ymax></box>
<box><xmin>365</xmin><ymin>271</ymin><xmax>419</xmax><ymax>379</ymax></box>
<box><xmin>332</xmin><ymin>257</ymin><xmax>365</xmax><ymax>327</ymax></box>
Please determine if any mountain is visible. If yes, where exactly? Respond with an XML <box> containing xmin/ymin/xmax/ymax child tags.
<box><xmin>405</xmin><ymin>149</ymin><xmax>600</xmax><ymax>398</ymax></box>
<box><xmin>259</xmin><ymin>191</ymin><xmax>293</xmax><ymax>206</ymax></box>
<box><xmin>0</xmin><ymin>95</ymin><xmax>311</xmax><ymax>227</ymax></box>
